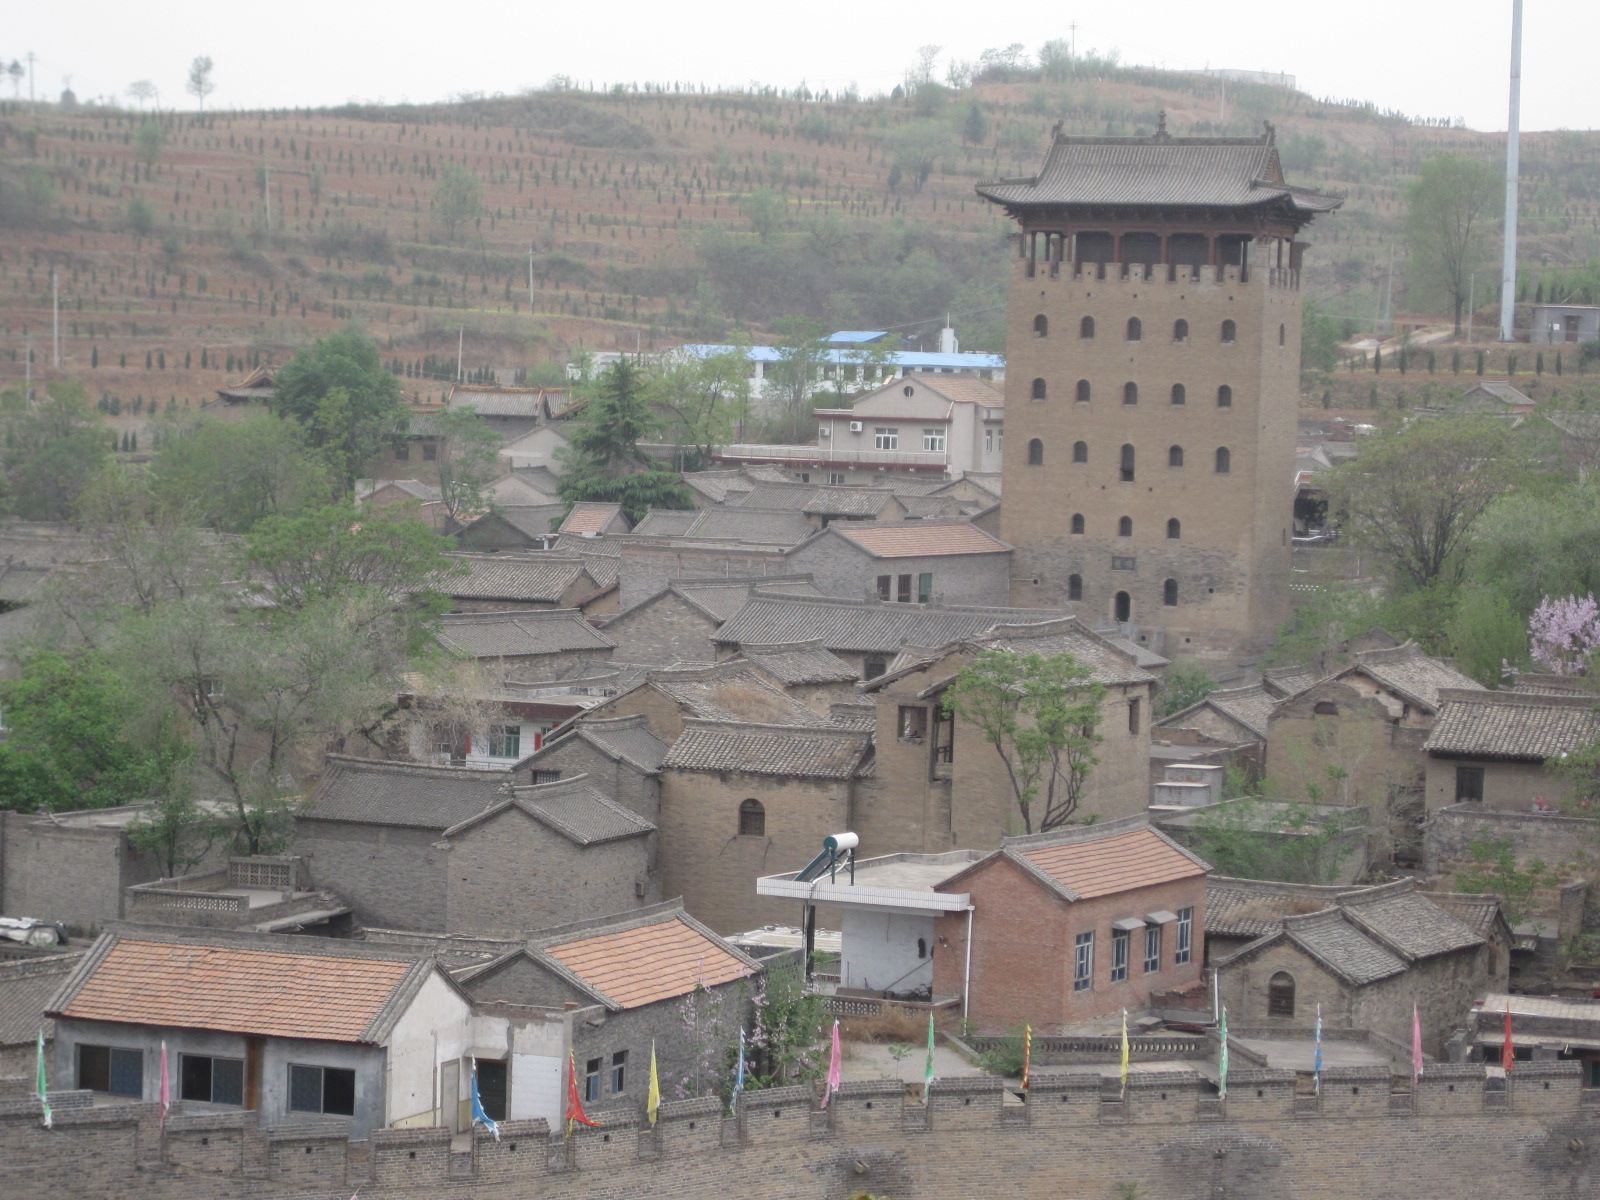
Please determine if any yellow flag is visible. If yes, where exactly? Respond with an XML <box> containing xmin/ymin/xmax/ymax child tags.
<box><xmin>647</xmin><ymin>1040</ymin><xmax>661</xmax><ymax>1125</ymax></box>
<box><xmin>1119</xmin><ymin>1008</ymin><xmax>1130</xmax><ymax>1098</ymax></box>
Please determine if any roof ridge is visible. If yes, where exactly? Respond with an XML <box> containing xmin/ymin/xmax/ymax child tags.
<box><xmin>1438</xmin><ymin>686</ymin><xmax>1596</xmax><ymax>710</ymax></box>
<box><xmin>677</xmin><ymin>716</ymin><xmax>866</xmax><ymax>738</ymax></box>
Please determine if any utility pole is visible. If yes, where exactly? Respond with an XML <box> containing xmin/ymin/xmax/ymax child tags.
<box><xmin>1499</xmin><ymin>0</ymin><xmax>1523</xmax><ymax>343</ymax></box>
<box><xmin>24</xmin><ymin>330</ymin><xmax>32</xmax><ymax>401</ymax></box>
<box><xmin>456</xmin><ymin>325</ymin><xmax>464</xmax><ymax>383</ymax></box>
<box><xmin>528</xmin><ymin>244</ymin><xmax>535</xmax><ymax>310</ymax></box>
<box><xmin>25</xmin><ymin>51</ymin><xmax>35</xmax><ymax>109</ymax></box>
<box><xmin>1467</xmin><ymin>273</ymin><xmax>1476</xmax><ymax>344</ymax></box>
<box><xmin>263</xmin><ymin>162</ymin><xmax>272</xmax><ymax>228</ymax></box>
<box><xmin>51</xmin><ymin>270</ymin><xmax>59</xmax><ymax>367</ymax></box>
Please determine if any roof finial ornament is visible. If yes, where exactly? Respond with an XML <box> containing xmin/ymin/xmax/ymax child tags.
<box><xmin>1156</xmin><ymin>110</ymin><xmax>1168</xmax><ymax>138</ymax></box>
<box><xmin>1050</xmin><ymin>118</ymin><xmax>1064</xmax><ymax>140</ymax></box>
<box><xmin>1263</xmin><ymin>119</ymin><xmax>1276</xmax><ymax>144</ymax></box>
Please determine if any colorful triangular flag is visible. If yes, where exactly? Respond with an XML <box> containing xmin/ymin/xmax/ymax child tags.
<box><xmin>1119</xmin><ymin>1009</ymin><xmax>1130</xmax><ymax>1098</ymax></box>
<box><xmin>821</xmin><ymin>1020</ymin><xmax>842</xmax><ymax>1108</ymax></box>
<box><xmin>566</xmin><ymin>1051</ymin><xmax>601</xmax><ymax>1135</ymax></box>
<box><xmin>470</xmin><ymin>1062</ymin><xmax>500</xmax><ymax>1140</ymax></box>
<box><xmin>648</xmin><ymin>1041</ymin><xmax>662</xmax><ymax>1126</ymax></box>
<box><xmin>1021</xmin><ymin>1024</ymin><xmax>1032</xmax><ymax>1092</ymax></box>
<box><xmin>35</xmin><ymin>1028</ymin><xmax>51</xmax><ymax>1129</ymax></box>
<box><xmin>1502</xmin><ymin>1000</ymin><xmax>1515</xmax><ymax>1072</ymax></box>
<box><xmin>1411</xmin><ymin>1003</ymin><xmax>1424</xmax><ymax>1086</ymax></box>
<box><xmin>730</xmin><ymin>1028</ymin><xmax>746</xmax><ymax>1116</ymax></box>
<box><xmin>922</xmin><ymin>1014</ymin><xmax>937</xmax><ymax>1101</ymax></box>
<box><xmin>1313</xmin><ymin>1003</ymin><xmax>1323</xmax><ymax>1096</ymax></box>
<box><xmin>1218</xmin><ymin>1006</ymin><xmax>1230</xmax><ymax>1100</ymax></box>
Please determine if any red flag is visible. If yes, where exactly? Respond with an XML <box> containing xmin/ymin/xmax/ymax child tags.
<box><xmin>1501</xmin><ymin>1002</ymin><xmax>1515</xmax><ymax>1072</ymax></box>
<box><xmin>565</xmin><ymin>1051</ymin><xmax>601</xmax><ymax>1135</ymax></box>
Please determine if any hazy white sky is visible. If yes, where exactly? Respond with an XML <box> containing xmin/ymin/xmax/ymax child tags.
<box><xmin>4</xmin><ymin>0</ymin><xmax>1591</xmax><ymax>133</ymax></box>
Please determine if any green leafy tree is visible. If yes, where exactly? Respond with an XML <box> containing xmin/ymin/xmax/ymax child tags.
<box><xmin>941</xmin><ymin>649</ymin><xmax>1108</xmax><ymax>833</ymax></box>
<box><xmin>886</xmin><ymin>121</ymin><xmax>950</xmax><ymax>192</ymax></box>
<box><xmin>434</xmin><ymin>162</ymin><xmax>483</xmax><ymax>242</ymax></box>
<box><xmin>133</xmin><ymin>120</ymin><xmax>165</xmax><ymax>169</ymax></box>
<box><xmin>1187</xmin><ymin>794</ymin><xmax>1361</xmax><ymax>884</ymax></box>
<box><xmin>242</xmin><ymin>500</ymin><xmax>455</xmax><ymax>611</ymax></box>
<box><xmin>1157</xmin><ymin>659</ymin><xmax>1216</xmax><ymax>718</ymax></box>
<box><xmin>150</xmin><ymin>412</ymin><xmax>331</xmax><ymax>532</ymax></box>
<box><xmin>186</xmin><ymin>55</ymin><xmax>215</xmax><ymax>111</ymax></box>
<box><xmin>740</xmin><ymin>189</ymin><xmax>785</xmax><ymax>240</ymax></box>
<box><xmin>271</xmin><ymin>330</ymin><xmax>409</xmax><ymax>490</ymax></box>
<box><xmin>125</xmin><ymin>785</ymin><xmax>224</xmax><ymax>877</ymax></box>
<box><xmin>427</xmin><ymin>407</ymin><xmax>503</xmax><ymax>524</ymax></box>
<box><xmin>0</xmin><ymin>649</ymin><xmax>189</xmax><ymax>813</ymax></box>
<box><xmin>961</xmin><ymin>101</ymin><xmax>989</xmax><ymax>147</ymax></box>
<box><xmin>1301</xmin><ymin>298</ymin><xmax>1353</xmax><ymax>373</ymax></box>
<box><xmin>1327</xmin><ymin>416</ymin><xmax>1526</xmax><ymax>592</ymax></box>
<box><xmin>1405</xmin><ymin>154</ymin><xmax>1501</xmax><ymax>336</ymax></box>
<box><xmin>761</xmin><ymin>316</ymin><xmax>829</xmax><ymax>443</ymax></box>
<box><xmin>557</xmin><ymin>359</ymin><xmax>691</xmax><ymax>521</ymax></box>
<box><xmin>647</xmin><ymin>343</ymin><xmax>753</xmax><ymax>466</ymax></box>
<box><xmin>0</xmin><ymin>381</ymin><xmax>110</xmax><ymax>520</ymax></box>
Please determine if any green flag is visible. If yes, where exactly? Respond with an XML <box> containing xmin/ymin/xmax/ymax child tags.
<box><xmin>36</xmin><ymin>1028</ymin><xmax>52</xmax><ymax>1129</ymax></box>
<box><xmin>923</xmin><ymin>1014</ymin><xmax>937</xmax><ymax>1100</ymax></box>
<box><xmin>1218</xmin><ymin>1006</ymin><xmax>1229</xmax><ymax>1100</ymax></box>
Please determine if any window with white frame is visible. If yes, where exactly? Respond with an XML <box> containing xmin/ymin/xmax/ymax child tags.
<box><xmin>829</xmin><ymin>472</ymin><xmax>846</xmax><ymax>486</ymax></box>
<box><xmin>1175</xmin><ymin>907</ymin><xmax>1194</xmax><ymax>965</ymax></box>
<box><xmin>922</xmin><ymin>428</ymin><xmax>946</xmax><ymax>452</ymax></box>
<box><xmin>874</xmin><ymin>427</ymin><xmax>899</xmax><ymax>450</ymax></box>
<box><xmin>1111</xmin><ymin>928</ymin><xmax>1130</xmax><ymax>982</ymax></box>
<box><xmin>1144</xmin><ymin>924</ymin><xmax>1161</xmax><ymax>973</ymax></box>
<box><xmin>487</xmin><ymin>723</ymin><xmax>521</xmax><ymax>758</ymax></box>
<box><xmin>984</xmin><ymin>429</ymin><xmax>994</xmax><ymax>453</ymax></box>
<box><xmin>1073</xmin><ymin>931</ymin><xmax>1094</xmax><ymax>991</ymax></box>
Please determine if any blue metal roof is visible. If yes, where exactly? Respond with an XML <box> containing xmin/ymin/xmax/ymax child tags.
<box><xmin>826</xmin><ymin>331</ymin><xmax>890</xmax><ymax>344</ymax></box>
<box><xmin>678</xmin><ymin>344</ymin><xmax>1004</xmax><ymax>370</ymax></box>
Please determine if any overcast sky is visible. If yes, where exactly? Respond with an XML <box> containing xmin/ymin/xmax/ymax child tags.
<box><xmin>5</xmin><ymin>0</ymin><xmax>1591</xmax><ymax>134</ymax></box>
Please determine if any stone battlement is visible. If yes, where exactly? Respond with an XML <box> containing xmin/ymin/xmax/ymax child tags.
<box><xmin>2</xmin><ymin>1065</ymin><xmax>1597</xmax><ymax>1199</ymax></box>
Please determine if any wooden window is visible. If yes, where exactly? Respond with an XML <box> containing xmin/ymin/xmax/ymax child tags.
<box><xmin>1268</xmin><ymin>972</ymin><xmax>1296</xmax><ymax>1018</ymax></box>
<box><xmin>611</xmin><ymin>1051</ymin><xmax>628</xmax><ymax>1094</ymax></box>
<box><xmin>583</xmin><ymin>1057</ymin><xmax>603</xmax><ymax>1103</ymax></box>
<box><xmin>739</xmin><ymin>799</ymin><xmax>766</xmax><ymax>836</ymax></box>
<box><xmin>422</xmin><ymin>439</ymin><xmax>438</xmax><ymax>462</ymax></box>
<box><xmin>1128</xmin><ymin>697</ymin><xmax>1142</xmax><ymax>734</ymax></box>
<box><xmin>897</xmin><ymin>574</ymin><xmax>912</xmax><ymax>603</ymax></box>
<box><xmin>1456</xmin><ymin>766</ymin><xmax>1485</xmax><ymax>803</ymax></box>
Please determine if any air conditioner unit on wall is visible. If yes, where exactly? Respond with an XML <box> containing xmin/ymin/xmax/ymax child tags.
<box><xmin>849</xmin><ymin>421</ymin><xmax>863</xmax><ymax>433</ymax></box>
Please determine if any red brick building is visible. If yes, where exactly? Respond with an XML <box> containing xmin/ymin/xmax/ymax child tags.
<box><xmin>933</xmin><ymin>815</ymin><xmax>1208</xmax><ymax>1031</ymax></box>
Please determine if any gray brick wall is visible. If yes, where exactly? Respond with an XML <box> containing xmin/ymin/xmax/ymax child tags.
<box><xmin>293</xmin><ymin>820</ymin><xmax>448</xmax><ymax>932</ymax></box>
<box><xmin>600</xmin><ymin>592</ymin><xmax>720</xmax><ymax>666</ymax></box>
<box><xmin>785</xmin><ymin>538</ymin><xmax>1013</xmax><ymax>606</ymax></box>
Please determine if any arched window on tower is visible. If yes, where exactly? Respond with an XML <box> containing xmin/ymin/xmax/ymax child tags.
<box><xmin>1120</xmin><ymin>444</ymin><xmax>1135</xmax><ymax>482</ymax></box>
<box><xmin>1167</xmin><ymin>518</ymin><xmax>1181</xmax><ymax>539</ymax></box>
<box><xmin>1171</xmin><ymin>383</ymin><xmax>1186</xmax><ymax>405</ymax></box>
<box><xmin>1031</xmin><ymin>377</ymin><xmax>1047</xmax><ymax>401</ymax></box>
<box><xmin>1217</xmin><ymin>384</ymin><xmax>1233</xmax><ymax>408</ymax></box>
<box><xmin>1118</xmin><ymin>516</ymin><xmax>1133</xmax><ymax>537</ymax></box>
<box><xmin>1072</xmin><ymin>441</ymin><xmax>1088</xmax><ymax>463</ymax></box>
<box><xmin>1221</xmin><ymin>319</ymin><xmax>1237</xmax><ymax>343</ymax></box>
<box><xmin>1027</xmin><ymin>438</ymin><xmax>1044</xmax><ymax>466</ymax></box>
<box><xmin>1215</xmin><ymin>447</ymin><xmax>1231</xmax><ymax>474</ymax></box>
<box><xmin>1173</xmin><ymin>318</ymin><xmax>1189</xmax><ymax>342</ymax></box>
<box><xmin>1071</xmin><ymin>514</ymin><xmax>1085</xmax><ymax>535</ymax></box>
<box><xmin>739</xmin><ymin>799</ymin><xmax>766</xmax><ymax>837</ymax></box>
<box><xmin>1168</xmin><ymin>445</ymin><xmax>1184</xmax><ymax>468</ymax></box>
<box><xmin>1076</xmin><ymin>379</ymin><xmax>1091</xmax><ymax>403</ymax></box>
<box><xmin>1163</xmin><ymin>578</ymin><xmax>1178</xmax><ymax>606</ymax></box>
<box><xmin>1114</xmin><ymin>591</ymin><xmax>1131</xmax><ymax>622</ymax></box>
<box><xmin>1067</xmin><ymin>574</ymin><xmax>1083</xmax><ymax>601</ymax></box>
<box><xmin>1033</xmin><ymin>314</ymin><xmax>1049</xmax><ymax>337</ymax></box>
<box><xmin>1126</xmin><ymin>317</ymin><xmax>1142</xmax><ymax>341</ymax></box>
<box><xmin>1268</xmin><ymin>972</ymin><xmax>1296</xmax><ymax>1017</ymax></box>
<box><xmin>1080</xmin><ymin>315</ymin><xmax>1096</xmax><ymax>339</ymax></box>
<box><xmin>1123</xmin><ymin>382</ymin><xmax>1138</xmax><ymax>406</ymax></box>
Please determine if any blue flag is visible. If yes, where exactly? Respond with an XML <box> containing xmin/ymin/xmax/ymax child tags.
<box><xmin>731</xmin><ymin>1027</ymin><xmax>747</xmax><ymax>1114</ymax></box>
<box><xmin>1314</xmin><ymin>1003</ymin><xmax>1323</xmax><ymax>1095</ymax></box>
<box><xmin>470</xmin><ymin>1063</ymin><xmax>500</xmax><ymax>1140</ymax></box>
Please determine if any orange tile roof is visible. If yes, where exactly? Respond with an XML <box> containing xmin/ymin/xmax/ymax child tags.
<box><xmin>542</xmin><ymin>917</ymin><xmax>753</xmax><ymax>1008</ymax></box>
<box><xmin>562</xmin><ymin>504</ymin><xmax>618</xmax><ymax>534</ymax></box>
<box><xmin>836</xmin><ymin>523</ymin><xmax>1009</xmax><ymax>559</ymax></box>
<box><xmin>1019</xmin><ymin>829</ymin><xmax>1206</xmax><ymax>899</ymax></box>
<box><xmin>56</xmin><ymin>939</ymin><xmax>417</xmax><ymax>1043</ymax></box>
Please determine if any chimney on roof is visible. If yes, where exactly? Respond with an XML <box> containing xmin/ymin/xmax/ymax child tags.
<box><xmin>938</xmin><ymin>325</ymin><xmax>958</xmax><ymax>355</ymax></box>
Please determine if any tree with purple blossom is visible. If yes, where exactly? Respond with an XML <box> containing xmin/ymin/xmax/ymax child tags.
<box><xmin>1528</xmin><ymin>594</ymin><xmax>1600</xmax><ymax>676</ymax></box>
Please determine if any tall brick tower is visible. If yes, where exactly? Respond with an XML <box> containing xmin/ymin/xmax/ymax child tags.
<box><xmin>979</xmin><ymin>118</ymin><xmax>1340</xmax><ymax>661</ymax></box>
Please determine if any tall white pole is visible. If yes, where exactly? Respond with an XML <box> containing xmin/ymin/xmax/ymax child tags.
<box><xmin>1499</xmin><ymin>0</ymin><xmax>1523</xmax><ymax>342</ymax></box>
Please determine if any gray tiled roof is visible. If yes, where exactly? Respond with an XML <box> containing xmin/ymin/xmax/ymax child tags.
<box><xmin>977</xmin><ymin>130</ymin><xmax>1341</xmax><ymax>215</ymax></box>
<box><xmin>577</xmin><ymin>715</ymin><xmax>669</xmax><ymax>772</ymax></box>
<box><xmin>799</xmin><ymin>489</ymin><xmax>894</xmax><ymax>518</ymax></box>
<box><xmin>972</xmin><ymin>618</ymin><xmax>1154</xmax><ymax>687</ymax></box>
<box><xmin>1347</xmin><ymin>643</ymin><xmax>1482</xmax><ymax>712</ymax></box>
<box><xmin>679</xmin><ymin>507</ymin><xmax>816</xmax><ymax>547</ymax></box>
<box><xmin>559</xmin><ymin>502</ymin><xmax>630</xmax><ymax>536</ymax></box>
<box><xmin>507</xmin><ymin>777</ymin><xmax>654</xmax><ymax>844</ymax></box>
<box><xmin>898</xmin><ymin>495</ymin><xmax>966</xmax><ymax>519</ymax></box>
<box><xmin>630</xmin><ymin>509</ymin><xmax>701</xmax><ymax>537</ymax></box>
<box><xmin>1283</xmin><ymin>910</ymin><xmax>1407</xmax><ymax>985</ymax></box>
<box><xmin>1338</xmin><ymin>882</ymin><xmax>1483</xmax><ymax>960</ymax></box>
<box><xmin>475</xmin><ymin>504</ymin><xmax>567</xmax><ymax>540</ymax></box>
<box><xmin>671</xmin><ymin>576</ymin><xmax>823</xmax><ymax>622</ymax></box>
<box><xmin>447</xmin><ymin>386</ymin><xmax>565</xmax><ymax>418</ymax></box>
<box><xmin>714</xmin><ymin>594</ymin><xmax>1065</xmax><ymax>656</ymax></box>
<box><xmin>650</xmin><ymin>662</ymin><xmax>822</xmax><ymax>726</ymax></box>
<box><xmin>743</xmin><ymin>639</ymin><xmax>859</xmax><ymax>685</ymax></box>
<box><xmin>662</xmin><ymin>719</ymin><xmax>870</xmax><ymax>779</ymax></box>
<box><xmin>0</xmin><ymin>953</ymin><xmax>82</xmax><ymax>1047</ymax></box>
<box><xmin>1424</xmin><ymin>689</ymin><xmax>1600</xmax><ymax>760</ymax></box>
<box><xmin>1170</xmin><ymin>683</ymin><xmax>1276</xmax><ymax>739</ymax></box>
<box><xmin>828</xmin><ymin>701</ymin><xmax>877</xmax><ymax>732</ymax></box>
<box><xmin>435</xmin><ymin>554</ymin><xmax>594</xmax><ymax>601</ymax></box>
<box><xmin>436</xmin><ymin>610</ymin><xmax>615</xmax><ymax>658</ymax></box>
<box><xmin>1261</xmin><ymin>665</ymin><xmax>1317</xmax><ymax>698</ymax></box>
<box><xmin>306</xmin><ymin>756</ymin><xmax>508</xmax><ymax>829</ymax></box>
<box><xmin>680</xmin><ymin>470</ymin><xmax>757</xmax><ymax>504</ymax></box>
<box><xmin>574</xmin><ymin>551</ymin><xmax>620</xmax><ymax>589</ymax></box>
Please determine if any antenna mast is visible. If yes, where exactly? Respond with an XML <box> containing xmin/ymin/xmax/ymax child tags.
<box><xmin>1498</xmin><ymin>0</ymin><xmax>1523</xmax><ymax>342</ymax></box>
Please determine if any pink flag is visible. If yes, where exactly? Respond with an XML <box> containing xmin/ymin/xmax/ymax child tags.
<box><xmin>821</xmin><ymin>1019</ymin><xmax>842</xmax><ymax>1108</ymax></box>
<box><xmin>1410</xmin><ymin>1004</ymin><xmax>1424</xmax><ymax>1085</ymax></box>
<box><xmin>159</xmin><ymin>1040</ymin><xmax>170</xmax><ymax>1126</ymax></box>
